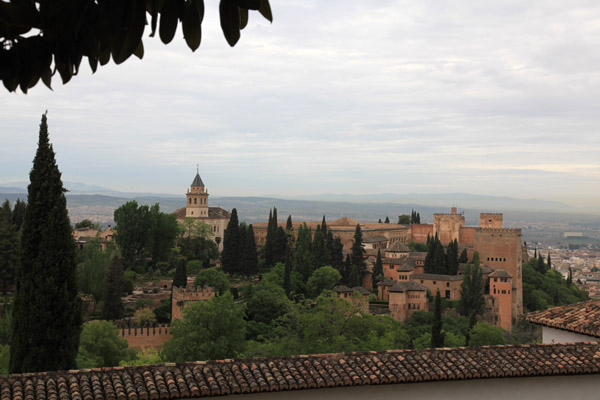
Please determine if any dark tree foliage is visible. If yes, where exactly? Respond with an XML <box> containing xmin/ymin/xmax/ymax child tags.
<box><xmin>179</xmin><ymin>236</ymin><xmax>219</xmax><ymax>266</ymax></box>
<box><xmin>10</xmin><ymin>113</ymin><xmax>82</xmax><ymax>373</ymax></box>
<box><xmin>372</xmin><ymin>249</ymin><xmax>384</xmax><ymax>290</ymax></box>
<box><xmin>329</xmin><ymin>233</ymin><xmax>344</xmax><ymax>279</ymax></box>
<box><xmin>0</xmin><ymin>0</ymin><xmax>273</xmax><ymax>93</ymax></box>
<box><xmin>74</xmin><ymin>219</ymin><xmax>99</xmax><ymax>229</ymax></box>
<box><xmin>321</xmin><ymin>216</ymin><xmax>327</xmax><ymax>234</ymax></box>
<box><xmin>424</xmin><ymin>233</ymin><xmax>447</xmax><ymax>274</ymax></box>
<box><xmin>397</xmin><ymin>214</ymin><xmax>411</xmax><ymax>224</ymax></box>
<box><xmin>264</xmin><ymin>208</ymin><xmax>278</xmax><ymax>267</ymax></box>
<box><xmin>534</xmin><ymin>248</ymin><xmax>537</xmax><ymax>258</ymax></box>
<box><xmin>222</xmin><ymin>208</ymin><xmax>240</xmax><ymax>275</ymax></box>
<box><xmin>547</xmin><ymin>254</ymin><xmax>552</xmax><ymax>271</ymax></box>
<box><xmin>286</xmin><ymin>215</ymin><xmax>293</xmax><ymax>231</ymax></box>
<box><xmin>566</xmin><ymin>266</ymin><xmax>573</xmax><ymax>287</ymax></box>
<box><xmin>273</xmin><ymin>226</ymin><xmax>288</xmax><ymax>265</ymax></box>
<box><xmin>458</xmin><ymin>259</ymin><xmax>485</xmax><ymax>329</ymax></box>
<box><xmin>241</xmin><ymin>225</ymin><xmax>258</xmax><ymax>277</ymax></box>
<box><xmin>410</xmin><ymin>210</ymin><xmax>421</xmax><ymax>224</ymax></box>
<box><xmin>342</xmin><ymin>254</ymin><xmax>352</xmax><ymax>284</ymax></box>
<box><xmin>0</xmin><ymin>201</ymin><xmax>18</xmax><ymax>295</ymax></box>
<box><xmin>293</xmin><ymin>223</ymin><xmax>313</xmax><ymax>282</ymax></box>
<box><xmin>347</xmin><ymin>264</ymin><xmax>361</xmax><ymax>288</ymax></box>
<box><xmin>350</xmin><ymin>224</ymin><xmax>366</xmax><ymax>283</ymax></box>
<box><xmin>536</xmin><ymin>255</ymin><xmax>547</xmax><ymax>274</ymax></box>
<box><xmin>311</xmin><ymin>229</ymin><xmax>329</xmax><ymax>269</ymax></box>
<box><xmin>102</xmin><ymin>258</ymin><xmax>124</xmax><ymax>320</ymax></box>
<box><xmin>173</xmin><ymin>256</ymin><xmax>187</xmax><ymax>288</ymax></box>
<box><xmin>11</xmin><ymin>199</ymin><xmax>26</xmax><ymax>231</ymax></box>
<box><xmin>147</xmin><ymin>204</ymin><xmax>179</xmax><ymax>263</ymax></box>
<box><xmin>283</xmin><ymin>242</ymin><xmax>292</xmax><ymax>295</ymax></box>
<box><xmin>384</xmin><ymin>216</ymin><xmax>390</xmax><ymax>224</ymax></box>
<box><xmin>458</xmin><ymin>248</ymin><xmax>468</xmax><ymax>264</ymax></box>
<box><xmin>446</xmin><ymin>239</ymin><xmax>459</xmax><ymax>275</ymax></box>
<box><xmin>431</xmin><ymin>291</ymin><xmax>445</xmax><ymax>348</ymax></box>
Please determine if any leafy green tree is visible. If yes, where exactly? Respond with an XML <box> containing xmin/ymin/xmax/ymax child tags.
<box><xmin>351</xmin><ymin>224</ymin><xmax>366</xmax><ymax>283</ymax></box>
<box><xmin>181</xmin><ymin>218</ymin><xmax>214</xmax><ymax>239</ymax></box>
<box><xmin>114</xmin><ymin>201</ymin><xmax>150</xmax><ymax>268</ymax></box>
<box><xmin>102</xmin><ymin>257</ymin><xmax>124</xmax><ymax>320</ymax></box>
<box><xmin>153</xmin><ymin>298</ymin><xmax>171</xmax><ymax>323</ymax></box>
<box><xmin>147</xmin><ymin>204</ymin><xmax>179</xmax><ymax>263</ymax></box>
<box><xmin>179</xmin><ymin>236</ymin><xmax>219</xmax><ymax>267</ymax></box>
<box><xmin>372</xmin><ymin>249</ymin><xmax>384</xmax><ymax>289</ymax></box>
<box><xmin>221</xmin><ymin>208</ymin><xmax>240</xmax><ymax>274</ymax></box>
<box><xmin>537</xmin><ymin>254</ymin><xmax>547</xmax><ymax>274</ymax></box>
<box><xmin>0</xmin><ymin>346</ymin><xmax>8</xmax><ymax>374</ymax></box>
<box><xmin>194</xmin><ymin>268</ymin><xmax>230</xmax><ymax>295</ymax></box>
<box><xmin>77</xmin><ymin>238</ymin><xmax>117</xmax><ymax>303</ymax></box>
<box><xmin>134</xmin><ymin>307</ymin><xmax>157</xmax><ymax>326</ymax></box>
<box><xmin>74</xmin><ymin>219</ymin><xmax>100</xmax><ymax>230</ymax></box>
<box><xmin>307</xmin><ymin>266</ymin><xmax>341</xmax><ymax>298</ymax></box>
<box><xmin>397</xmin><ymin>214</ymin><xmax>411</xmax><ymax>224</ymax></box>
<box><xmin>431</xmin><ymin>291</ymin><xmax>445</xmax><ymax>347</ymax></box>
<box><xmin>245</xmin><ymin>279</ymin><xmax>292</xmax><ymax>326</ymax></box>
<box><xmin>0</xmin><ymin>201</ymin><xmax>18</xmax><ymax>295</ymax></box>
<box><xmin>468</xmin><ymin>322</ymin><xmax>506</xmax><ymax>346</ymax></box>
<box><xmin>76</xmin><ymin>321</ymin><xmax>134</xmax><ymax>368</ymax></box>
<box><xmin>10</xmin><ymin>113</ymin><xmax>82</xmax><ymax>373</ymax></box>
<box><xmin>161</xmin><ymin>293</ymin><xmax>246</xmax><ymax>362</ymax></box>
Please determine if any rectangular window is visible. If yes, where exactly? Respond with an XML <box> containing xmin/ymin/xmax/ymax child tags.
<box><xmin>445</xmin><ymin>290</ymin><xmax>450</xmax><ymax>299</ymax></box>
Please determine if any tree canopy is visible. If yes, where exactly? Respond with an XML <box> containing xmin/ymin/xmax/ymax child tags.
<box><xmin>0</xmin><ymin>0</ymin><xmax>273</xmax><ymax>93</ymax></box>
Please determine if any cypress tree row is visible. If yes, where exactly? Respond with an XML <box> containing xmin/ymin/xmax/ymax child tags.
<box><xmin>222</xmin><ymin>208</ymin><xmax>240</xmax><ymax>274</ymax></box>
<box><xmin>458</xmin><ymin>248</ymin><xmax>468</xmax><ymax>263</ymax></box>
<box><xmin>10</xmin><ymin>113</ymin><xmax>82</xmax><ymax>373</ymax></box>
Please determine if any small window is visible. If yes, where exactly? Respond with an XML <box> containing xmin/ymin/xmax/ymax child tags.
<box><xmin>433</xmin><ymin>281</ymin><xmax>436</xmax><ymax>284</ymax></box>
<box><xmin>445</xmin><ymin>290</ymin><xmax>450</xmax><ymax>299</ymax></box>
<box><xmin>503</xmin><ymin>258</ymin><xmax>506</xmax><ymax>262</ymax></box>
<box><xmin>493</xmin><ymin>288</ymin><xmax>496</xmax><ymax>294</ymax></box>
<box><xmin>446</xmin><ymin>282</ymin><xmax>449</xmax><ymax>287</ymax></box>
<box><xmin>194</xmin><ymin>198</ymin><xmax>197</xmax><ymax>204</ymax></box>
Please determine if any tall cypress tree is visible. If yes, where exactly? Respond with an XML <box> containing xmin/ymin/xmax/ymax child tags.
<box><xmin>242</xmin><ymin>225</ymin><xmax>258</xmax><ymax>276</ymax></box>
<box><xmin>173</xmin><ymin>254</ymin><xmax>187</xmax><ymax>287</ymax></box>
<box><xmin>238</xmin><ymin>223</ymin><xmax>247</xmax><ymax>275</ymax></box>
<box><xmin>321</xmin><ymin>215</ymin><xmax>327</xmax><ymax>235</ymax></box>
<box><xmin>273</xmin><ymin>226</ymin><xmax>288</xmax><ymax>265</ymax></box>
<box><xmin>431</xmin><ymin>290</ymin><xmax>445</xmax><ymax>348</ymax></box>
<box><xmin>222</xmin><ymin>208</ymin><xmax>240</xmax><ymax>274</ymax></box>
<box><xmin>312</xmin><ymin>229</ymin><xmax>329</xmax><ymax>268</ymax></box>
<box><xmin>537</xmin><ymin>254</ymin><xmax>546</xmax><ymax>274</ymax></box>
<box><xmin>547</xmin><ymin>254</ymin><xmax>552</xmax><ymax>271</ymax></box>
<box><xmin>0</xmin><ymin>201</ymin><xmax>18</xmax><ymax>295</ymax></box>
<box><xmin>329</xmin><ymin>234</ymin><xmax>344</xmax><ymax>278</ymax></box>
<box><xmin>283</xmin><ymin>241</ymin><xmax>292</xmax><ymax>295</ymax></box>
<box><xmin>372</xmin><ymin>249</ymin><xmax>384</xmax><ymax>290</ymax></box>
<box><xmin>286</xmin><ymin>215</ymin><xmax>293</xmax><ymax>231</ymax></box>
<box><xmin>458</xmin><ymin>248</ymin><xmax>468</xmax><ymax>264</ymax></box>
<box><xmin>351</xmin><ymin>224</ymin><xmax>366</xmax><ymax>284</ymax></box>
<box><xmin>10</xmin><ymin>113</ymin><xmax>82</xmax><ymax>373</ymax></box>
<box><xmin>102</xmin><ymin>257</ymin><xmax>124</xmax><ymax>320</ymax></box>
<box><xmin>384</xmin><ymin>216</ymin><xmax>390</xmax><ymax>223</ymax></box>
<box><xmin>433</xmin><ymin>239</ymin><xmax>446</xmax><ymax>274</ymax></box>
<box><xmin>264</xmin><ymin>209</ymin><xmax>274</xmax><ymax>266</ymax></box>
<box><xmin>446</xmin><ymin>239</ymin><xmax>459</xmax><ymax>275</ymax></box>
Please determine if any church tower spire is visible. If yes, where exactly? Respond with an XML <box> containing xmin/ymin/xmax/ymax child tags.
<box><xmin>186</xmin><ymin>168</ymin><xmax>209</xmax><ymax>218</ymax></box>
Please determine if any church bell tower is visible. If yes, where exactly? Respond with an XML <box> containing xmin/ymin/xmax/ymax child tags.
<box><xmin>186</xmin><ymin>168</ymin><xmax>209</xmax><ymax>218</ymax></box>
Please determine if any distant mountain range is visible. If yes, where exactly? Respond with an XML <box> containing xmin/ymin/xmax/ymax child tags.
<box><xmin>1</xmin><ymin>181</ymin><xmax>598</xmax><ymax>227</ymax></box>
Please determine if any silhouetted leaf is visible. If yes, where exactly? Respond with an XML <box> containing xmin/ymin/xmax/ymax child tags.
<box><xmin>219</xmin><ymin>0</ymin><xmax>240</xmax><ymax>47</ymax></box>
<box><xmin>114</xmin><ymin>0</ymin><xmax>146</xmax><ymax>64</ymax></box>
<box><xmin>258</xmin><ymin>0</ymin><xmax>272</xmax><ymax>22</ymax></box>
<box><xmin>239</xmin><ymin>7</ymin><xmax>248</xmax><ymax>30</ymax></box>
<box><xmin>159</xmin><ymin>0</ymin><xmax>179</xmax><ymax>44</ymax></box>
<box><xmin>133</xmin><ymin>40</ymin><xmax>144</xmax><ymax>59</ymax></box>
<box><xmin>236</xmin><ymin>0</ymin><xmax>260</xmax><ymax>10</ymax></box>
<box><xmin>182</xmin><ymin>0</ymin><xmax>201</xmax><ymax>51</ymax></box>
<box><xmin>41</xmin><ymin>67</ymin><xmax>52</xmax><ymax>89</ymax></box>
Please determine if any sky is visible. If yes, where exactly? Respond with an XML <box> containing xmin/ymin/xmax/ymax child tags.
<box><xmin>1</xmin><ymin>1</ymin><xmax>599</xmax><ymax>208</ymax></box>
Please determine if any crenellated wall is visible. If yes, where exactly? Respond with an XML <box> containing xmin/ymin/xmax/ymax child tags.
<box><xmin>118</xmin><ymin>326</ymin><xmax>172</xmax><ymax>349</ymax></box>
<box><xmin>171</xmin><ymin>286</ymin><xmax>215</xmax><ymax>320</ymax></box>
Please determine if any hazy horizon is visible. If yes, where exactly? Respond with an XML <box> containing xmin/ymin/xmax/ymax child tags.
<box><xmin>1</xmin><ymin>1</ymin><xmax>599</xmax><ymax>209</ymax></box>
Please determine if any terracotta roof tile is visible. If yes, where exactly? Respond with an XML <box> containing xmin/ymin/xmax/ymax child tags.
<box><xmin>525</xmin><ymin>299</ymin><xmax>600</xmax><ymax>337</ymax></box>
<box><xmin>2</xmin><ymin>344</ymin><xmax>600</xmax><ymax>399</ymax></box>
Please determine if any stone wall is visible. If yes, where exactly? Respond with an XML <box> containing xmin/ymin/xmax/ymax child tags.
<box><xmin>118</xmin><ymin>326</ymin><xmax>172</xmax><ymax>349</ymax></box>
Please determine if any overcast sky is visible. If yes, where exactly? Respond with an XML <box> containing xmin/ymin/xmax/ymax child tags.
<box><xmin>1</xmin><ymin>1</ymin><xmax>599</xmax><ymax>208</ymax></box>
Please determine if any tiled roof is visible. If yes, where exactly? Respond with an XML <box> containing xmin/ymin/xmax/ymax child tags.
<box><xmin>377</xmin><ymin>279</ymin><xmax>396</xmax><ymax>287</ymax></box>
<box><xmin>489</xmin><ymin>269</ymin><xmax>512</xmax><ymax>279</ymax></box>
<box><xmin>386</xmin><ymin>242</ymin><xmax>409</xmax><ymax>252</ymax></box>
<box><xmin>362</xmin><ymin>235</ymin><xmax>388</xmax><ymax>243</ymax></box>
<box><xmin>1</xmin><ymin>344</ymin><xmax>599</xmax><ymax>400</ymax></box>
<box><xmin>409</xmin><ymin>252</ymin><xmax>426</xmax><ymax>260</ymax></box>
<box><xmin>458</xmin><ymin>263</ymin><xmax>493</xmax><ymax>274</ymax></box>
<box><xmin>381</xmin><ymin>258</ymin><xmax>408</xmax><ymax>266</ymax></box>
<box><xmin>411</xmin><ymin>273</ymin><xmax>463</xmax><ymax>282</ymax></box>
<box><xmin>333</xmin><ymin>285</ymin><xmax>353</xmax><ymax>293</ymax></box>
<box><xmin>525</xmin><ymin>299</ymin><xmax>600</xmax><ymax>338</ymax></box>
<box><xmin>389</xmin><ymin>281</ymin><xmax>428</xmax><ymax>292</ymax></box>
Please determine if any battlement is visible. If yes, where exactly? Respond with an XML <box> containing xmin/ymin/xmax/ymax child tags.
<box><xmin>118</xmin><ymin>325</ymin><xmax>172</xmax><ymax>349</ymax></box>
<box><xmin>477</xmin><ymin>227</ymin><xmax>521</xmax><ymax>236</ymax></box>
<box><xmin>480</xmin><ymin>213</ymin><xmax>503</xmax><ymax>229</ymax></box>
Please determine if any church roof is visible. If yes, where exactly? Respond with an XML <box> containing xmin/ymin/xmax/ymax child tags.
<box><xmin>329</xmin><ymin>216</ymin><xmax>359</xmax><ymax>227</ymax></box>
<box><xmin>191</xmin><ymin>172</ymin><xmax>204</xmax><ymax>187</ymax></box>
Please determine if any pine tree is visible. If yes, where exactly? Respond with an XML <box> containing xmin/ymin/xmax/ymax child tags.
<box><xmin>431</xmin><ymin>290</ymin><xmax>445</xmax><ymax>348</ymax></box>
<box><xmin>242</xmin><ymin>225</ymin><xmax>258</xmax><ymax>276</ymax></box>
<box><xmin>446</xmin><ymin>239</ymin><xmax>459</xmax><ymax>275</ymax></box>
<box><xmin>378</xmin><ymin>219</ymin><xmax>382</xmax><ymax>223</ymax></box>
<box><xmin>222</xmin><ymin>208</ymin><xmax>240</xmax><ymax>274</ymax></box>
<box><xmin>348</xmin><ymin>264</ymin><xmax>361</xmax><ymax>287</ymax></box>
<box><xmin>416</xmin><ymin>212</ymin><xmax>421</xmax><ymax>224</ymax></box>
<box><xmin>458</xmin><ymin>248</ymin><xmax>468</xmax><ymax>263</ymax></box>
<box><xmin>102</xmin><ymin>258</ymin><xmax>124</xmax><ymax>320</ymax></box>
<box><xmin>372</xmin><ymin>249</ymin><xmax>384</xmax><ymax>289</ymax></box>
<box><xmin>0</xmin><ymin>201</ymin><xmax>18</xmax><ymax>295</ymax></box>
<box><xmin>10</xmin><ymin>113</ymin><xmax>82</xmax><ymax>373</ymax></box>
<box><xmin>351</xmin><ymin>224</ymin><xmax>366</xmax><ymax>284</ymax></box>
